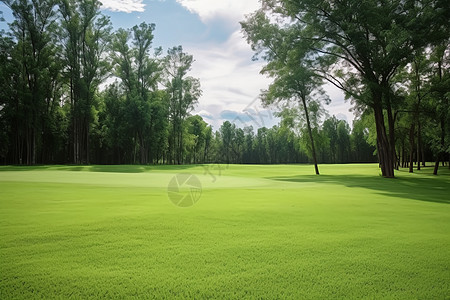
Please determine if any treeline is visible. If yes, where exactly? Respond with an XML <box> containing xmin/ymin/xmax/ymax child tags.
<box><xmin>183</xmin><ymin>116</ymin><xmax>377</xmax><ymax>165</ymax></box>
<box><xmin>207</xmin><ymin>116</ymin><xmax>377</xmax><ymax>164</ymax></box>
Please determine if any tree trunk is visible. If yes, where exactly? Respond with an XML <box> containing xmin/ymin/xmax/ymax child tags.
<box><xmin>86</xmin><ymin>121</ymin><xmax>90</xmax><ymax>165</ymax></box>
<box><xmin>178</xmin><ymin>122</ymin><xmax>183</xmax><ymax>165</ymax></box>
<box><xmin>385</xmin><ymin>91</ymin><xmax>396</xmax><ymax>171</ymax></box>
<box><xmin>26</xmin><ymin>127</ymin><xmax>31</xmax><ymax>165</ymax></box>
<box><xmin>433</xmin><ymin>157</ymin><xmax>439</xmax><ymax>175</ymax></box>
<box><xmin>373</xmin><ymin>100</ymin><xmax>394</xmax><ymax>177</ymax></box>
<box><xmin>401</xmin><ymin>138</ymin><xmax>406</xmax><ymax>168</ymax></box>
<box><xmin>417</xmin><ymin>119</ymin><xmax>422</xmax><ymax>171</ymax></box>
<box><xmin>433</xmin><ymin>118</ymin><xmax>446</xmax><ymax>175</ymax></box>
<box><xmin>31</xmin><ymin>124</ymin><xmax>36</xmax><ymax>165</ymax></box>
<box><xmin>408</xmin><ymin>123</ymin><xmax>415</xmax><ymax>173</ymax></box>
<box><xmin>301</xmin><ymin>96</ymin><xmax>319</xmax><ymax>175</ymax></box>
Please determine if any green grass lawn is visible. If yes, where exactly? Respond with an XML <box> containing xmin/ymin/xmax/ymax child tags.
<box><xmin>1</xmin><ymin>164</ymin><xmax>449</xmax><ymax>299</ymax></box>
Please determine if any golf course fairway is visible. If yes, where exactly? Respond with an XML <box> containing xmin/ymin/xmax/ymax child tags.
<box><xmin>1</xmin><ymin>164</ymin><xmax>449</xmax><ymax>299</ymax></box>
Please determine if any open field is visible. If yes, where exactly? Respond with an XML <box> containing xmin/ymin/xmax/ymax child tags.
<box><xmin>1</xmin><ymin>164</ymin><xmax>449</xmax><ymax>299</ymax></box>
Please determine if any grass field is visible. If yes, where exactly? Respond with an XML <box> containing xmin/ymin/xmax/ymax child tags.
<box><xmin>1</xmin><ymin>164</ymin><xmax>449</xmax><ymax>299</ymax></box>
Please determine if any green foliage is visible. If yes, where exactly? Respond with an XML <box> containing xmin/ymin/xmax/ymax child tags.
<box><xmin>163</xmin><ymin>46</ymin><xmax>202</xmax><ymax>164</ymax></box>
<box><xmin>185</xmin><ymin>115</ymin><xmax>209</xmax><ymax>164</ymax></box>
<box><xmin>1</xmin><ymin>0</ymin><xmax>62</xmax><ymax>164</ymax></box>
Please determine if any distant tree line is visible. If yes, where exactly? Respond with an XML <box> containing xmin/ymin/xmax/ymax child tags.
<box><xmin>207</xmin><ymin>116</ymin><xmax>377</xmax><ymax>165</ymax></box>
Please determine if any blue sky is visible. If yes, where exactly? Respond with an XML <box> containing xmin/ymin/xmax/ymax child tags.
<box><xmin>1</xmin><ymin>0</ymin><xmax>354</xmax><ymax>130</ymax></box>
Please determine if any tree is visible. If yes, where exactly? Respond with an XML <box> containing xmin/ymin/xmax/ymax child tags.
<box><xmin>148</xmin><ymin>90</ymin><xmax>170</xmax><ymax>164</ymax></box>
<box><xmin>243</xmin><ymin>7</ymin><xmax>331</xmax><ymax>175</ymax></box>
<box><xmin>98</xmin><ymin>82</ymin><xmax>129</xmax><ymax>163</ymax></box>
<box><xmin>322</xmin><ymin>116</ymin><xmax>339</xmax><ymax>163</ymax></box>
<box><xmin>163</xmin><ymin>46</ymin><xmax>201</xmax><ymax>164</ymax></box>
<box><xmin>5</xmin><ymin>0</ymin><xmax>61</xmax><ymax>165</ymax></box>
<box><xmin>0</xmin><ymin>31</ymin><xmax>17</xmax><ymax>163</ymax></box>
<box><xmin>219</xmin><ymin>121</ymin><xmax>235</xmax><ymax>164</ymax></box>
<box><xmin>234</xmin><ymin>127</ymin><xmax>245</xmax><ymax>163</ymax></box>
<box><xmin>337</xmin><ymin>120</ymin><xmax>351</xmax><ymax>163</ymax></box>
<box><xmin>186</xmin><ymin>115</ymin><xmax>208</xmax><ymax>163</ymax></box>
<box><xmin>242</xmin><ymin>126</ymin><xmax>255</xmax><ymax>163</ymax></box>
<box><xmin>203</xmin><ymin>125</ymin><xmax>213</xmax><ymax>163</ymax></box>
<box><xmin>351</xmin><ymin>116</ymin><xmax>377</xmax><ymax>163</ymax></box>
<box><xmin>428</xmin><ymin>43</ymin><xmax>450</xmax><ymax>174</ymax></box>
<box><xmin>111</xmin><ymin>22</ymin><xmax>161</xmax><ymax>164</ymax></box>
<box><xmin>60</xmin><ymin>0</ymin><xmax>111</xmax><ymax>164</ymax></box>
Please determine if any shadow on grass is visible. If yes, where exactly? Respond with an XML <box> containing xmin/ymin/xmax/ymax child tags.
<box><xmin>0</xmin><ymin>165</ymin><xmax>53</xmax><ymax>171</ymax></box>
<box><xmin>267</xmin><ymin>171</ymin><xmax>450</xmax><ymax>204</ymax></box>
<box><xmin>88</xmin><ymin>164</ymin><xmax>199</xmax><ymax>173</ymax></box>
<box><xmin>0</xmin><ymin>164</ymin><xmax>200</xmax><ymax>173</ymax></box>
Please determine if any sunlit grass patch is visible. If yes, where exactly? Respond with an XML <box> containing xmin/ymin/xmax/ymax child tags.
<box><xmin>1</xmin><ymin>164</ymin><xmax>449</xmax><ymax>298</ymax></box>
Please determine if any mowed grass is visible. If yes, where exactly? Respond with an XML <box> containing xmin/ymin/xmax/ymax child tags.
<box><xmin>0</xmin><ymin>164</ymin><xmax>449</xmax><ymax>299</ymax></box>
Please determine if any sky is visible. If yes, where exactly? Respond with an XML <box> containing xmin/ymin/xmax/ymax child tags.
<box><xmin>0</xmin><ymin>0</ymin><xmax>355</xmax><ymax>130</ymax></box>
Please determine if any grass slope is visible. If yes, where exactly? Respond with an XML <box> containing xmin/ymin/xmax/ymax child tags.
<box><xmin>0</xmin><ymin>164</ymin><xmax>449</xmax><ymax>299</ymax></box>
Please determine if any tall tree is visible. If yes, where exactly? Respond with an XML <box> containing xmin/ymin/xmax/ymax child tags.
<box><xmin>243</xmin><ymin>8</ymin><xmax>329</xmax><ymax>175</ymax></box>
<box><xmin>111</xmin><ymin>22</ymin><xmax>161</xmax><ymax>164</ymax></box>
<box><xmin>263</xmin><ymin>63</ymin><xmax>327</xmax><ymax>174</ymax></box>
<box><xmin>60</xmin><ymin>0</ymin><xmax>111</xmax><ymax>164</ymax></box>
<box><xmin>219</xmin><ymin>121</ymin><xmax>234</xmax><ymax>164</ymax></box>
<box><xmin>5</xmin><ymin>0</ymin><xmax>60</xmax><ymax>165</ymax></box>
<box><xmin>0</xmin><ymin>31</ymin><xmax>17</xmax><ymax>163</ymax></box>
<box><xmin>428</xmin><ymin>43</ymin><xmax>450</xmax><ymax>174</ymax></box>
<box><xmin>163</xmin><ymin>46</ymin><xmax>201</xmax><ymax>164</ymax></box>
<box><xmin>186</xmin><ymin>115</ymin><xmax>208</xmax><ymax>164</ymax></box>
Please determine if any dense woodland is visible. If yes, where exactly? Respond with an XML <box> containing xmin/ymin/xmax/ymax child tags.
<box><xmin>0</xmin><ymin>0</ymin><xmax>449</xmax><ymax>177</ymax></box>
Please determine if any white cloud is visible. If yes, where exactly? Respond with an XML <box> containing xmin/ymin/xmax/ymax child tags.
<box><xmin>184</xmin><ymin>30</ymin><xmax>274</xmax><ymax>129</ymax></box>
<box><xmin>322</xmin><ymin>83</ymin><xmax>354</xmax><ymax>127</ymax></box>
<box><xmin>197</xmin><ymin>109</ymin><xmax>214</xmax><ymax>119</ymax></box>
<box><xmin>176</xmin><ymin>0</ymin><xmax>259</xmax><ymax>27</ymax></box>
<box><xmin>100</xmin><ymin>0</ymin><xmax>145</xmax><ymax>13</ymax></box>
<box><xmin>185</xmin><ymin>29</ymin><xmax>355</xmax><ymax>130</ymax></box>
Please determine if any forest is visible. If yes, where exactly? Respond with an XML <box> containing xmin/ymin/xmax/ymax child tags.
<box><xmin>0</xmin><ymin>0</ymin><xmax>449</xmax><ymax>176</ymax></box>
